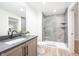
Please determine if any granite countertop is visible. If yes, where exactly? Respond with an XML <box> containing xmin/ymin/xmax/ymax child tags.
<box><xmin>0</xmin><ymin>35</ymin><xmax>37</xmax><ymax>54</ymax></box>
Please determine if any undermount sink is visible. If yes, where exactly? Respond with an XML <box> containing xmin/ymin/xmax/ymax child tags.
<box><xmin>4</xmin><ymin>38</ymin><xmax>26</xmax><ymax>45</ymax></box>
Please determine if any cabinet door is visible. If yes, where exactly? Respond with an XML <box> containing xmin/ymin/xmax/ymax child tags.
<box><xmin>1</xmin><ymin>44</ymin><xmax>25</xmax><ymax>56</ymax></box>
<box><xmin>27</xmin><ymin>38</ymin><xmax>37</xmax><ymax>56</ymax></box>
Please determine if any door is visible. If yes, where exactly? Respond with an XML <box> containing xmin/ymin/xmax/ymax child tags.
<box><xmin>74</xmin><ymin>3</ymin><xmax>78</xmax><ymax>53</ymax></box>
<box><xmin>68</xmin><ymin>2</ymin><xmax>77</xmax><ymax>52</ymax></box>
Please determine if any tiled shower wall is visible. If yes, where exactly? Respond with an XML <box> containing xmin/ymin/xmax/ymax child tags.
<box><xmin>42</xmin><ymin>14</ymin><xmax>68</xmax><ymax>43</ymax></box>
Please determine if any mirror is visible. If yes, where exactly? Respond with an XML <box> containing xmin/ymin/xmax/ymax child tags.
<box><xmin>21</xmin><ymin>17</ymin><xmax>26</xmax><ymax>33</ymax></box>
<box><xmin>8</xmin><ymin>16</ymin><xmax>27</xmax><ymax>36</ymax></box>
<box><xmin>8</xmin><ymin>17</ymin><xmax>19</xmax><ymax>38</ymax></box>
<box><xmin>9</xmin><ymin>17</ymin><xmax>18</xmax><ymax>31</ymax></box>
<box><xmin>0</xmin><ymin>2</ymin><xmax>26</xmax><ymax>36</ymax></box>
<box><xmin>9</xmin><ymin>17</ymin><xmax>18</xmax><ymax>32</ymax></box>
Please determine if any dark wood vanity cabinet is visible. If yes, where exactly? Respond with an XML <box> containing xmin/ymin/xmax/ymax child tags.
<box><xmin>27</xmin><ymin>38</ymin><xmax>37</xmax><ymax>56</ymax></box>
<box><xmin>1</xmin><ymin>44</ymin><xmax>25</xmax><ymax>56</ymax></box>
<box><xmin>24</xmin><ymin>38</ymin><xmax>37</xmax><ymax>56</ymax></box>
<box><xmin>1</xmin><ymin>37</ymin><xmax>37</xmax><ymax>56</ymax></box>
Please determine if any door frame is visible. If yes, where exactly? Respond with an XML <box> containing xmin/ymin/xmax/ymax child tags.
<box><xmin>68</xmin><ymin>2</ymin><xmax>77</xmax><ymax>53</ymax></box>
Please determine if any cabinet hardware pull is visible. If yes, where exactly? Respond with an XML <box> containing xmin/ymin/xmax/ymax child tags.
<box><xmin>27</xmin><ymin>46</ymin><xmax>28</xmax><ymax>56</ymax></box>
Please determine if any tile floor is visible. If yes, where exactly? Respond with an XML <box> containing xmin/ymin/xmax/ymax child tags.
<box><xmin>37</xmin><ymin>42</ymin><xmax>79</xmax><ymax>56</ymax></box>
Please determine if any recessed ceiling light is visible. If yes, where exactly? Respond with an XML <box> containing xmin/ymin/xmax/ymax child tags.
<box><xmin>20</xmin><ymin>8</ymin><xmax>24</xmax><ymax>11</ymax></box>
<box><xmin>42</xmin><ymin>1</ymin><xmax>46</xmax><ymax>5</ymax></box>
<box><xmin>53</xmin><ymin>10</ymin><xmax>56</xmax><ymax>12</ymax></box>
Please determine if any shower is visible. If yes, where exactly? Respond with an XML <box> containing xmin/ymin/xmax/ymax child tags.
<box><xmin>42</xmin><ymin>14</ymin><xmax>68</xmax><ymax>42</ymax></box>
<box><xmin>42</xmin><ymin>2</ymin><xmax>70</xmax><ymax>48</ymax></box>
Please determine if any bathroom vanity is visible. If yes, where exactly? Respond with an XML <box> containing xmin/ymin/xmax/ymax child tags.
<box><xmin>0</xmin><ymin>35</ymin><xmax>37</xmax><ymax>56</ymax></box>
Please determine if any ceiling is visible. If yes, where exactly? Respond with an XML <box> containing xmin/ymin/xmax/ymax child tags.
<box><xmin>0</xmin><ymin>2</ymin><xmax>71</xmax><ymax>17</ymax></box>
<box><xmin>0</xmin><ymin>2</ymin><xmax>26</xmax><ymax>17</ymax></box>
<box><xmin>27</xmin><ymin>2</ymin><xmax>71</xmax><ymax>16</ymax></box>
<box><xmin>26</xmin><ymin>2</ymin><xmax>43</xmax><ymax>12</ymax></box>
<box><xmin>43</xmin><ymin>2</ymin><xmax>71</xmax><ymax>16</ymax></box>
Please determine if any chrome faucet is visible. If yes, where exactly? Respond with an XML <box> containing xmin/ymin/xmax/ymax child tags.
<box><xmin>10</xmin><ymin>30</ymin><xmax>17</xmax><ymax>39</ymax></box>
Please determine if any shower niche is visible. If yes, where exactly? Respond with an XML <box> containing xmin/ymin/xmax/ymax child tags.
<box><xmin>61</xmin><ymin>23</ymin><xmax>66</xmax><ymax>29</ymax></box>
